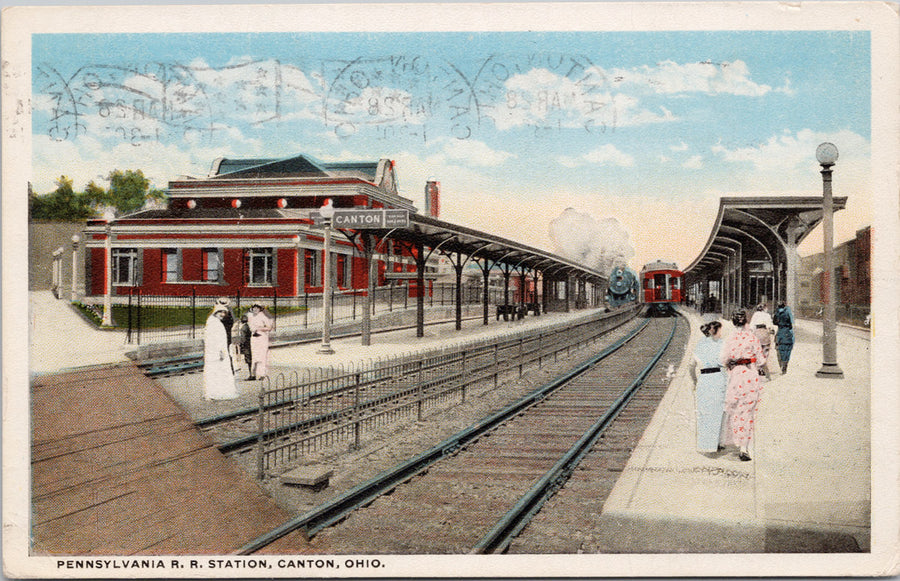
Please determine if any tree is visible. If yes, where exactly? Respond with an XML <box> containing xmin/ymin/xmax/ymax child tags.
<box><xmin>29</xmin><ymin>170</ymin><xmax>168</xmax><ymax>221</ymax></box>
<box><xmin>105</xmin><ymin>169</ymin><xmax>165</xmax><ymax>215</ymax></box>
<box><xmin>29</xmin><ymin>176</ymin><xmax>97</xmax><ymax>221</ymax></box>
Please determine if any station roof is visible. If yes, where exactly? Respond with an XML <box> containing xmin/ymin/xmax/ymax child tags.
<box><xmin>684</xmin><ymin>196</ymin><xmax>847</xmax><ymax>278</ymax></box>
<box><xmin>209</xmin><ymin>154</ymin><xmax>380</xmax><ymax>181</ymax></box>
<box><xmin>337</xmin><ymin>213</ymin><xmax>608</xmax><ymax>285</ymax></box>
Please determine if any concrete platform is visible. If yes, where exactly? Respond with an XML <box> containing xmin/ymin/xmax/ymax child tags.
<box><xmin>599</xmin><ymin>308</ymin><xmax>872</xmax><ymax>553</ymax></box>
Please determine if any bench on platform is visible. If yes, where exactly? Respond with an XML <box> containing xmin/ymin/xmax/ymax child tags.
<box><xmin>496</xmin><ymin>305</ymin><xmax>520</xmax><ymax>321</ymax></box>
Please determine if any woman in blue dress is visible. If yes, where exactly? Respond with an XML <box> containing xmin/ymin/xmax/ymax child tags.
<box><xmin>772</xmin><ymin>301</ymin><xmax>795</xmax><ymax>374</ymax></box>
<box><xmin>693</xmin><ymin>320</ymin><xmax>727</xmax><ymax>455</ymax></box>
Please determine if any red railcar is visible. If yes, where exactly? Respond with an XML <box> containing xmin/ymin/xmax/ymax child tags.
<box><xmin>640</xmin><ymin>260</ymin><xmax>683</xmax><ymax>316</ymax></box>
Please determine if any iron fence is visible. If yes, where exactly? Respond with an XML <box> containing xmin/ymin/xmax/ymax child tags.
<box><xmin>118</xmin><ymin>283</ymin><xmax>514</xmax><ymax>344</ymax></box>
<box><xmin>122</xmin><ymin>287</ymin><xmax>280</xmax><ymax>344</ymax></box>
<box><xmin>253</xmin><ymin>305</ymin><xmax>640</xmax><ymax>478</ymax></box>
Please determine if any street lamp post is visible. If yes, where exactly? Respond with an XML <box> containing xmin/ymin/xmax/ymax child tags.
<box><xmin>71</xmin><ymin>234</ymin><xmax>80</xmax><ymax>302</ymax></box>
<box><xmin>815</xmin><ymin>142</ymin><xmax>844</xmax><ymax>379</ymax></box>
<box><xmin>318</xmin><ymin>199</ymin><xmax>336</xmax><ymax>354</ymax></box>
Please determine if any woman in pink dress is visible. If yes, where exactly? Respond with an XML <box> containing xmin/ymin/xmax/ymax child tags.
<box><xmin>247</xmin><ymin>302</ymin><xmax>274</xmax><ymax>380</ymax></box>
<box><xmin>720</xmin><ymin>309</ymin><xmax>766</xmax><ymax>461</ymax></box>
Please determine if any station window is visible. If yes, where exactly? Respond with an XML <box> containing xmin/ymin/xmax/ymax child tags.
<box><xmin>336</xmin><ymin>254</ymin><xmax>347</xmax><ymax>287</ymax></box>
<box><xmin>112</xmin><ymin>248</ymin><xmax>139</xmax><ymax>286</ymax></box>
<box><xmin>162</xmin><ymin>248</ymin><xmax>179</xmax><ymax>283</ymax></box>
<box><xmin>305</xmin><ymin>249</ymin><xmax>320</xmax><ymax>287</ymax></box>
<box><xmin>246</xmin><ymin>248</ymin><xmax>274</xmax><ymax>285</ymax></box>
<box><xmin>202</xmin><ymin>248</ymin><xmax>220</xmax><ymax>282</ymax></box>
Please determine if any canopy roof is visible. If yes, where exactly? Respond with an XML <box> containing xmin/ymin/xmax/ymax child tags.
<box><xmin>684</xmin><ymin>196</ymin><xmax>847</xmax><ymax>278</ymax></box>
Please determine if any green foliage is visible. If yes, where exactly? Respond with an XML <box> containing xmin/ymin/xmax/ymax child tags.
<box><xmin>72</xmin><ymin>302</ymin><xmax>104</xmax><ymax>327</ymax></box>
<box><xmin>29</xmin><ymin>170</ymin><xmax>169</xmax><ymax>221</ymax></box>
<box><xmin>29</xmin><ymin>176</ymin><xmax>98</xmax><ymax>221</ymax></box>
<box><xmin>105</xmin><ymin>169</ymin><xmax>154</xmax><ymax>215</ymax></box>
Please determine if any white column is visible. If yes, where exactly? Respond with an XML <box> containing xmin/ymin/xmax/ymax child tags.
<box><xmin>102</xmin><ymin>227</ymin><xmax>113</xmax><ymax>326</ymax></box>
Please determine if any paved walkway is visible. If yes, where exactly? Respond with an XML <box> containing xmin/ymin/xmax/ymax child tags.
<box><xmin>29</xmin><ymin>291</ymin><xmax>131</xmax><ymax>375</ymax></box>
<box><xmin>598</xmin><ymin>308</ymin><xmax>871</xmax><ymax>553</ymax></box>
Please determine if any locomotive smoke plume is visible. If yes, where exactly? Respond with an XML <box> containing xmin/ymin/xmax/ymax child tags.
<box><xmin>548</xmin><ymin>208</ymin><xmax>635</xmax><ymax>273</ymax></box>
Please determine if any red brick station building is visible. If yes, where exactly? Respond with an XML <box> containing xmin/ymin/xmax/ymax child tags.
<box><xmin>83</xmin><ymin>155</ymin><xmax>418</xmax><ymax>303</ymax></box>
<box><xmin>80</xmin><ymin>154</ymin><xmax>604</xmax><ymax>323</ymax></box>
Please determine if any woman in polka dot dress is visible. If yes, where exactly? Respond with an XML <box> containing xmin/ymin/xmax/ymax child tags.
<box><xmin>720</xmin><ymin>309</ymin><xmax>766</xmax><ymax>461</ymax></box>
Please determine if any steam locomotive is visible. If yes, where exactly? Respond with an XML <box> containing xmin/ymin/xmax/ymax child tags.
<box><xmin>639</xmin><ymin>260</ymin><xmax>684</xmax><ymax>316</ymax></box>
<box><xmin>606</xmin><ymin>266</ymin><xmax>639</xmax><ymax>308</ymax></box>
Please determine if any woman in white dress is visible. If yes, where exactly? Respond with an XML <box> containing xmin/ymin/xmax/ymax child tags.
<box><xmin>693</xmin><ymin>320</ymin><xmax>726</xmax><ymax>455</ymax></box>
<box><xmin>204</xmin><ymin>305</ymin><xmax>238</xmax><ymax>400</ymax></box>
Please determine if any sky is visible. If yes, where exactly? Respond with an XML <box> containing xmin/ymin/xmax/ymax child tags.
<box><xmin>30</xmin><ymin>29</ymin><xmax>872</xmax><ymax>270</ymax></box>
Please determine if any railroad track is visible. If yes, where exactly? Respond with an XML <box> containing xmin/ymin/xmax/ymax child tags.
<box><xmin>237</xmin><ymin>314</ymin><xmax>685</xmax><ymax>554</ymax></box>
<box><xmin>194</xmin><ymin>310</ymin><xmax>640</xmax><ymax>457</ymax></box>
<box><xmin>138</xmin><ymin>315</ymin><xmax>488</xmax><ymax>377</ymax></box>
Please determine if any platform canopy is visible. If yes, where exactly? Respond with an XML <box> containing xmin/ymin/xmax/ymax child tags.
<box><xmin>683</xmin><ymin>196</ymin><xmax>847</xmax><ymax>315</ymax></box>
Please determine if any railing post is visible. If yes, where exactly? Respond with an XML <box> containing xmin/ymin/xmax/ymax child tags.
<box><xmin>137</xmin><ymin>291</ymin><xmax>142</xmax><ymax>345</ymax></box>
<box><xmin>304</xmin><ymin>291</ymin><xmax>309</xmax><ymax>328</ymax></box>
<box><xmin>518</xmin><ymin>336</ymin><xmax>524</xmax><ymax>377</ymax></box>
<box><xmin>191</xmin><ymin>286</ymin><xmax>196</xmax><ymax>340</ymax></box>
<box><xmin>538</xmin><ymin>332</ymin><xmax>543</xmax><ymax>369</ymax></box>
<box><xmin>416</xmin><ymin>359</ymin><xmax>424</xmax><ymax>421</ymax></box>
<box><xmin>353</xmin><ymin>373</ymin><xmax>361</xmax><ymax>450</ymax></box>
<box><xmin>126</xmin><ymin>288</ymin><xmax>133</xmax><ymax>344</ymax></box>
<box><xmin>256</xmin><ymin>385</ymin><xmax>266</xmax><ymax>480</ymax></box>
<box><xmin>493</xmin><ymin>343</ymin><xmax>499</xmax><ymax>388</ymax></box>
<box><xmin>461</xmin><ymin>349</ymin><xmax>467</xmax><ymax>404</ymax></box>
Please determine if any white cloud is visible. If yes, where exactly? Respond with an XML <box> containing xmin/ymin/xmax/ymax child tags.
<box><xmin>488</xmin><ymin>68</ymin><xmax>677</xmax><ymax>132</ymax></box>
<box><xmin>30</xmin><ymin>125</ymin><xmax>269</xmax><ymax>193</ymax></box>
<box><xmin>671</xmin><ymin>141</ymin><xmax>689</xmax><ymax>152</ymax></box>
<box><xmin>558</xmin><ymin>144</ymin><xmax>634</xmax><ymax>168</ymax></box>
<box><xmin>607</xmin><ymin>59</ymin><xmax>773</xmax><ymax>96</ymax></box>
<box><xmin>440</xmin><ymin>139</ymin><xmax>515</xmax><ymax>167</ymax></box>
<box><xmin>683</xmin><ymin>155</ymin><xmax>704</xmax><ymax>169</ymax></box>
<box><xmin>712</xmin><ymin>129</ymin><xmax>870</xmax><ymax>173</ymax></box>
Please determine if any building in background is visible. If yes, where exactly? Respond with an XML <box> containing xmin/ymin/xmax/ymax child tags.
<box><xmin>799</xmin><ymin>226</ymin><xmax>871</xmax><ymax>324</ymax></box>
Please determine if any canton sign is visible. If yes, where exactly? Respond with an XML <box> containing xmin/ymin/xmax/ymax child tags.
<box><xmin>311</xmin><ymin>209</ymin><xmax>410</xmax><ymax>229</ymax></box>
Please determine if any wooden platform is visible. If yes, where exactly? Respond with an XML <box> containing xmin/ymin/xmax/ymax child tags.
<box><xmin>31</xmin><ymin>363</ymin><xmax>311</xmax><ymax>555</ymax></box>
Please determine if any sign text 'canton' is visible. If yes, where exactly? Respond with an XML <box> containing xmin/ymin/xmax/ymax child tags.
<box><xmin>310</xmin><ymin>209</ymin><xmax>410</xmax><ymax>229</ymax></box>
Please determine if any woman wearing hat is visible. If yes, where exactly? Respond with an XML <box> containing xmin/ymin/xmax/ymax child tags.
<box><xmin>204</xmin><ymin>305</ymin><xmax>238</xmax><ymax>400</ymax></box>
<box><xmin>247</xmin><ymin>302</ymin><xmax>273</xmax><ymax>380</ymax></box>
<box><xmin>720</xmin><ymin>309</ymin><xmax>766</xmax><ymax>461</ymax></box>
<box><xmin>215</xmin><ymin>297</ymin><xmax>235</xmax><ymax>372</ymax></box>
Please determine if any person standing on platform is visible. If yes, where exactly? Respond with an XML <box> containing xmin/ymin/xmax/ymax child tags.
<box><xmin>749</xmin><ymin>304</ymin><xmax>774</xmax><ymax>377</ymax></box>
<box><xmin>692</xmin><ymin>320</ymin><xmax>726</xmax><ymax>456</ymax></box>
<box><xmin>203</xmin><ymin>305</ymin><xmax>238</xmax><ymax>400</ymax></box>
<box><xmin>238</xmin><ymin>314</ymin><xmax>253</xmax><ymax>375</ymax></box>
<box><xmin>772</xmin><ymin>301</ymin><xmax>795</xmax><ymax>374</ymax></box>
<box><xmin>720</xmin><ymin>309</ymin><xmax>766</xmax><ymax>461</ymax></box>
<box><xmin>215</xmin><ymin>297</ymin><xmax>235</xmax><ymax>372</ymax></box>
<box><xmin>247</xmin><ymin>301</ymin><xmax>274</xmax><ymax>380</ymax></box>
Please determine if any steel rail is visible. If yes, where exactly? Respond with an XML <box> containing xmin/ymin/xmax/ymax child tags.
<box><xmin>203</xmin><ymin>310</ymin><xmax>628</xmax><ymax>447</ymax></box>
<box><xmin>234</xmin><ymin>317</ymin><xmax>650</xmax><ymax>555</ymax></box>
<box><xmin>142</xmin><ymin>315</ymin><xmax>489</xmax><ymax>377</ymax></box>
<box><xmin>471</xmin><ymin>315</ymin><xmax>679</xmax><ymax>554</ymax></box>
